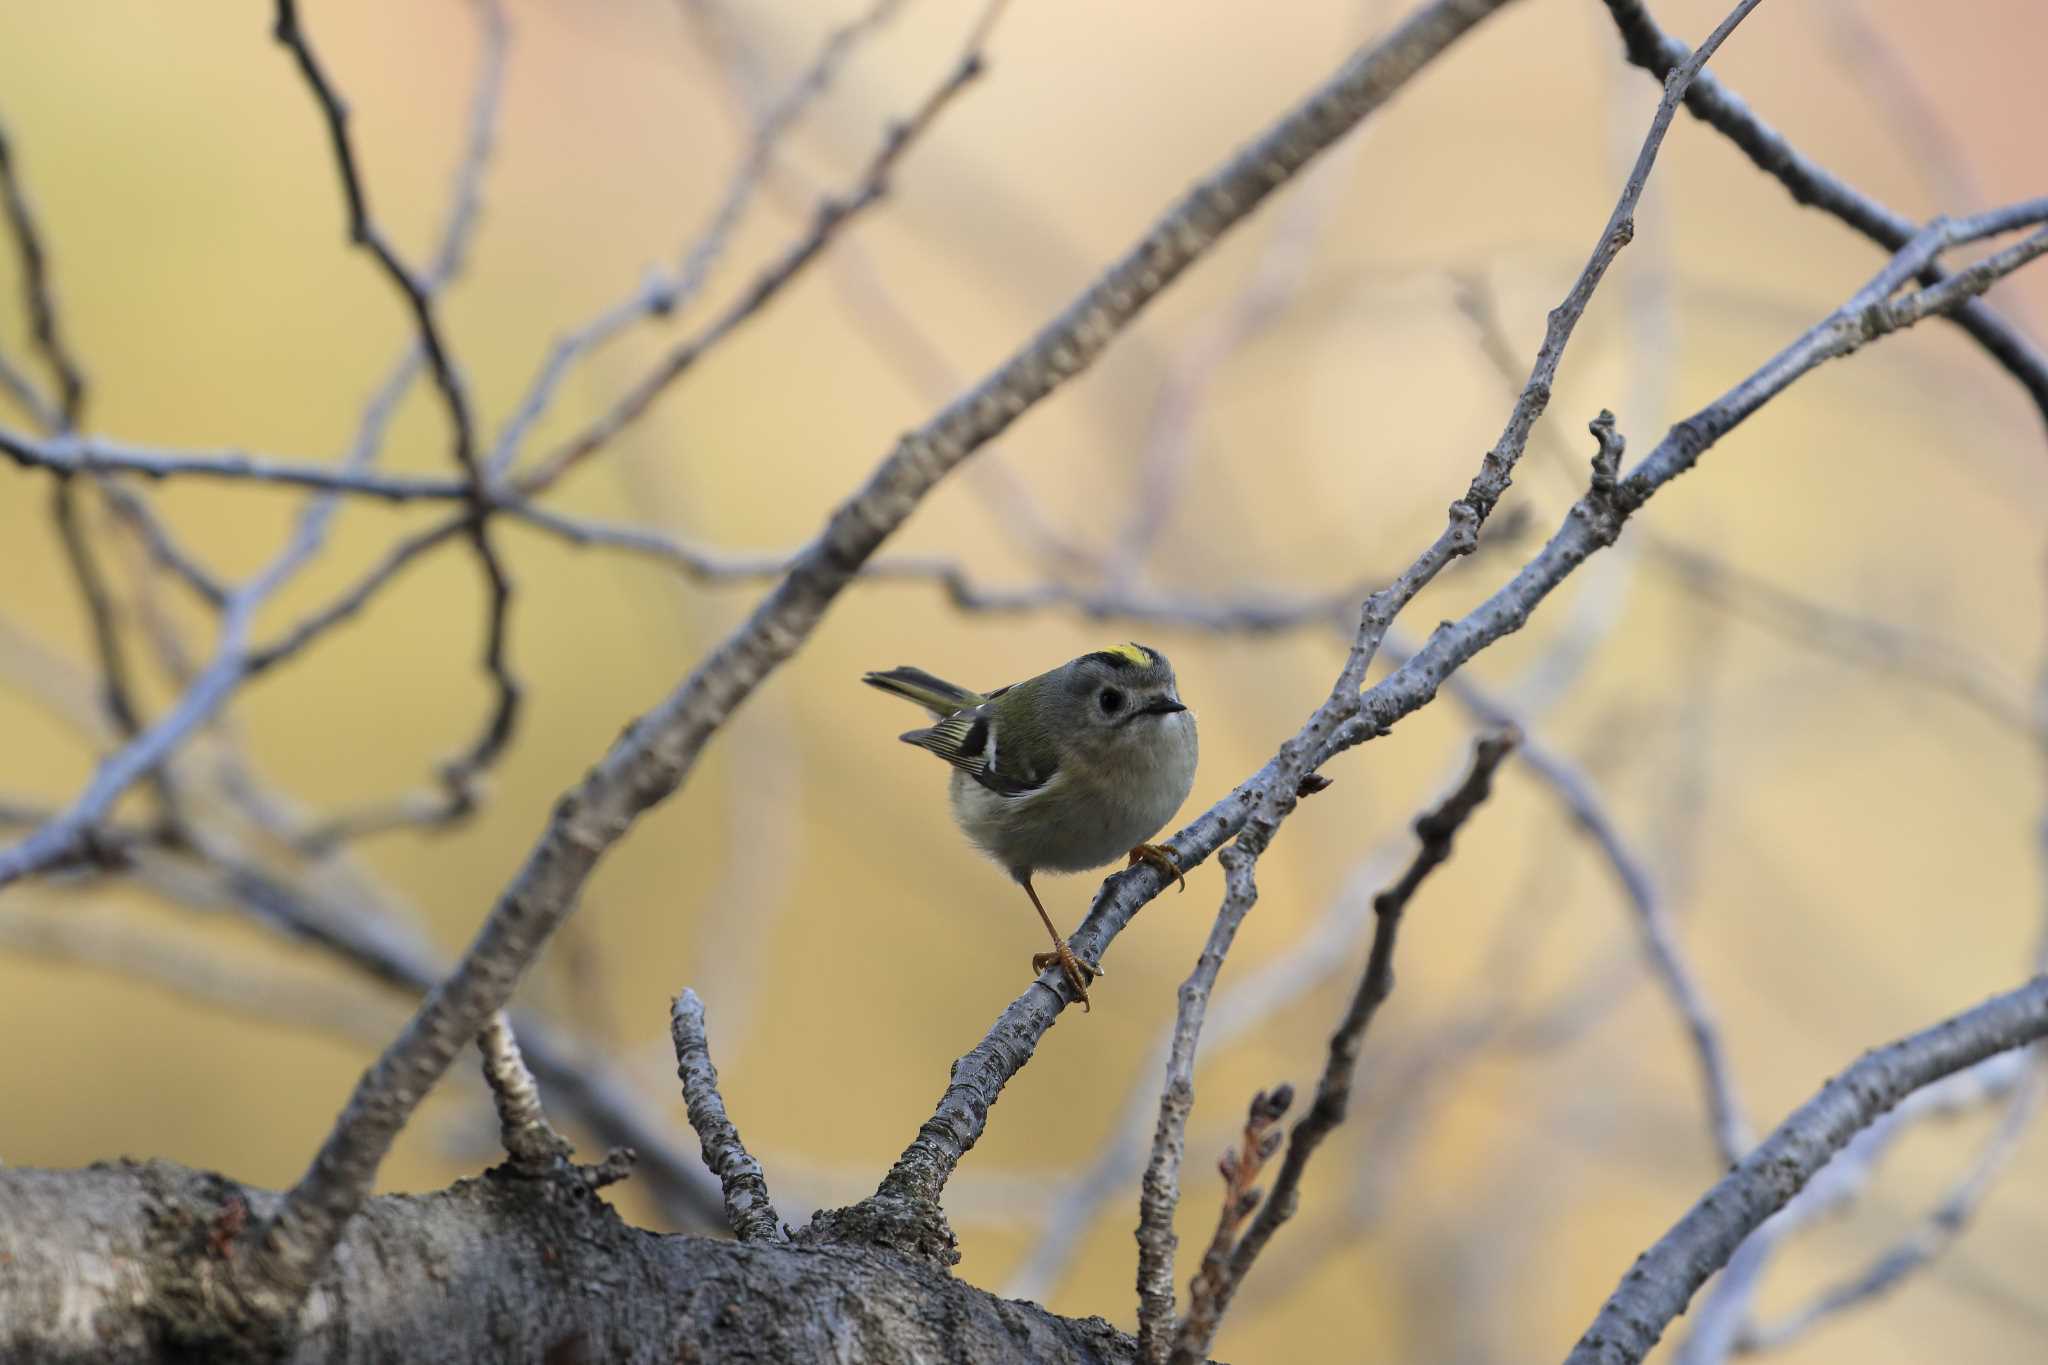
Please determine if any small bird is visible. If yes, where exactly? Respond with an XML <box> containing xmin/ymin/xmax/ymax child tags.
<box><xmin>864</xmin><ymin>642</ymin><xmax>1198</xmax><ymax>1010</ymax></box>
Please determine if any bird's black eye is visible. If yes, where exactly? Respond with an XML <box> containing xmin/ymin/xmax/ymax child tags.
<box><xmin>1099</xmin><ymin>688</ymin><xmax>1126</xmax><ymax>716</ymax></box>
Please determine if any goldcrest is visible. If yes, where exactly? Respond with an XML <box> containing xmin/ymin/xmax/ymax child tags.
<box><xmin>864</xmin><ymin>642</ymin><xmax>1197</xmax><ymax>1009</ymax></box>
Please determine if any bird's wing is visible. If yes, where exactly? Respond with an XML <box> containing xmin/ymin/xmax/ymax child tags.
<box><xmin>901</xmin><ymin>706</ymin><xmax>1053</xmax><ymax>798</ymax></box>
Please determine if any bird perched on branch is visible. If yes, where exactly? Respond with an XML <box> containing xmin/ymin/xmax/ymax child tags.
<box><xmin>864</xmin><ymin>643</ymin><xmax>1198</xmax><ymax>1010</ymax></box>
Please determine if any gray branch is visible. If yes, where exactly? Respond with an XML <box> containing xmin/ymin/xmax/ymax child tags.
<box><xmin>475</xmin><ymin>1010</ymin><xmax>575</xmax><ymax>1172</ymax></box>
<box><xmin>1563</xmin><ymin>975</ymin><xmax>2048</xmax><ymax>1365</ymax></box>
<box><xmin>272</xmin><ymin>0</ymin><xmax>522</xmax><ymax>834</ymax></box>
<box><xmin>0</xmin><ymin>1160</ymin><xmax>1179</xmax><ymax>1364</ymax></box>
<box><xmin>672</xmin><ymin>989</ymin><xmax>786</xmax><ymax>1243</ymax></box>
<box><xmin>1170</xmin><ymin>732</ymin><xmax>1519</xmax><ymax>1364</ymax></box>
<box><xmin>1598</xmin><ymin>0</ymin><xmax>2048</xmax><ymax>427</ymax></box>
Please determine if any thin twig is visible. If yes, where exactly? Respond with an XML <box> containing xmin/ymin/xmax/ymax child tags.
<box><xmin>272</xmin><ymin>0</ymin><xmax>522</xmax><ymax>833</ymax></box>
<box><xmin>506</xmin><ymin>3</ymin><xmax>1005</xmax><ymax>497</ymax></box>
<box><xmin>671</xmin><ymin>989</ymin><xmax>786</xmax><ymax>1243</ymax></box>
<box><xmin>1598</xmin><ymin>0</ymin><xmax>2048</xmax><ymax>429</ymax></box>
<box><xmin>1174</xmin><ymin>1087</ymin><xmax>1293</xmax><ymax>1359</ymax></box>
<box><xmin>99</xmin><ymin>483</ymin><xmax>231</xmax><ymax>609</ymax></box>
<box><xmin>668</xmin><ymin>0</ymin><xmax>907</xmax><ymax>319</ymax></box>
<box><xmin>476</xmin><ymin>1010</ymin><xmax>575</xmax><ymax>1172</ymax></box>
<box><xmin>481</xmin><ymin>0</ymin><xmax>916</xmax><ymax>484</ymax></box>
<box><xmin>1134</xmin><ymin>839</ymin><xmax>1264</xmax><ymax>1362</ymax></box>
<box><xmin>1131</xmin><ymin>8</ymin><xmax>1765</xmax><ymax>1349</ymax></box>
<box><xmin>0</xmin><ymin>3</ymin><xmax>508</xmax><ymax>882</ymax></box>
<box><xmin>0</xmin><ymin>427</ymin><xmax>471</xmax><ymax>497</ymax></box>
<box><xmin>0</xmin><ymin>111</ymin><xmax>176</xmax><ymax>825</ymax></box>
<box><xmin>1419</xmin><ymin>619</ymin><xmax>1753</xmax><ymax>1166</ymax></box>
<box><xmin>1168</xmin><ymin>732</ymin><xmax>1517</xmax><ymax>1365</ymax></box>
<box><xmin>0</xmin><ymin>115</ymin><xmax>87</xmax><ymax>423</ymax></box>
<box><xmin>0</xmin><ymin>344</ymin><xmax>57</xmax><ymax>429</ymax></box>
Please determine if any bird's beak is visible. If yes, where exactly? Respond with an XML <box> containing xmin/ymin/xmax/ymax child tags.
<box><xmin>1142</xmin><ymin>697</ymin><xmax>1188</xmax><ymax>716</ymax></box>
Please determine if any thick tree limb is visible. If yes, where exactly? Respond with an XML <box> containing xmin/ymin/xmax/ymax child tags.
<box><xmin>1563</xmin><ymin>975</ymin><xmax>2048</xmax><ymax>1365</ymax></box>
<box><xmin>0</xmin><ymin>1160</ymin><xmax>1176</xmax><ymax>1364</ymax></box>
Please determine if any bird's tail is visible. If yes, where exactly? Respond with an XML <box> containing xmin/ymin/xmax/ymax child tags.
<box><xmin>861</xmin><ymin>665</ymin><xmax>983</xmax><ymax>718</ymax></box>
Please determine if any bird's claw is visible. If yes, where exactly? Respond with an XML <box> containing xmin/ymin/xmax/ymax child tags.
<box><xmin>1031</xmin><ymin>942</ymin><xmax>1099</xmax><ymax>1011</ymax></box>
<box><xmin>1128</xmin><ymin>842</ymin><xmax>1185</xmax><ymax>892</ymax></box>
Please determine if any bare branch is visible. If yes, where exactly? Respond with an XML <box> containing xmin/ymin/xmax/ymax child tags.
<box><xmin>1673</xmin><ymin>609</ymin><xmax>2048</xmax><ymax>1361</ymax></box>
<box><xmin>100</xmin><ymin>482</ymin><xmax>231</xmax><ymax>609</ymax></box>
<box><xmin>0</xmin><ymin>343</ymin><xmax>56</xmax><ymax>428</ymax></box>
<box><xmin>1735</xmin><ymin>1055</ymin><xmax>2044</xmax><ymax>1354</ymax></box>
<box><xmin>102</xmin><ymin>837</ymin><xmax>726</xmax><ymax>1229</ymax></box>
<box><xmin>505</xmin><ymin>4</ymin><xmax>1002</xmax><ymax>497</ymax></box>
<box><xmin>476</xmin><ymin>1010</ymin><xmax>575</xmax><ymax>1173</ymax></box>
<box><xmin>272</xmin><ymin>0</ymin><xmax>521</xmax><ymax>833</ymax></box>
<box><xmin>1421</xmin><ymin>622</ymin><xmax>1753</xmax><ymax>1165</ymax></box>
<box><xmin>1563</xmin><ymin>975</ymin><xmax>2048</xmax><ymax>1365</ymax></box>
<box><xmin>45</xmin><ymin>481</ymin><xmax>147</xmax><ymax>738</ymax></box>
<box><xmin>1168</xmin><ymin>732</ymin><xmax>1518</xmax><ymax>1365</ymax></box>
<box><xmin>0</xmin><ymin>111</ymin><xmax>182</xmax><ymax>831</ymax></box>
<box><xmin>667</xmin><ymin>0</ymin><xmax>908</xmax><ymax>321</ymax></box>
<box><xmin>483</xmin><ymin>0</ymin><xmax>988</xmax><ymax>488</ymax></box>
<box><xmin>0</xmin><ymin>427</ymin><xmax>470</xmax><ymax>497</ymax></box>
<box><xmin>1138</xmin><ymin>2</ymin><xmax>1777</xmax><ymax>1326</ymax></box>
<box><xmin>0</xmin><ymin>2</ymin><xmax>508</xmax><ymax>883</ymax></box>
<box><xmin>236</xmin><ymin>0</ymin><xmax>1522</xmax><ymax>1318</ymax></box>
<box><xmin>1133</xmin><ymin>841</ymin><xmax>1260</xmax><ymax>1362</ymax></box>
<box><xmin>0</xmin><ymin>115</ymin><xmax>87</xmax><ymax>423</ymax></box>
<box><xmin>671</xmin><ymin>989</ymin><xmax>786</xmax><ymax>1243</ymax></box>
<box><xmin>1172</xmin><ymin>1087</ymin><xmax>1294</xmax><ymax>1362</ymax></box>
<box><xmin>1599</xmin><ymin>0</ymin><xmax>2048</xmax><ymax>428</ymax></box>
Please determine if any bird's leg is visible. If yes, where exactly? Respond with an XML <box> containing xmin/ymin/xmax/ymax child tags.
<box><xmin>1127</xmin><ymin>843</ymin><xmax>1185</xmax><ymax>892</ymax></box>
<box><xmin>1019</xmin><ymin>874</ymin><xmax>1095</xmax><ymax>1011</ymax></box>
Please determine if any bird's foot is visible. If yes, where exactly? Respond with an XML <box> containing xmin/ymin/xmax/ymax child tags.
<box><xmin>1030</xmin><ymin>939</ymin><xmax>1099</xmax><ymax>1012</ymax></box>
<box><xmin>1128</xmin><ymin>842</ymin><xmax>1185</xmax><ymax>892</ymax></box>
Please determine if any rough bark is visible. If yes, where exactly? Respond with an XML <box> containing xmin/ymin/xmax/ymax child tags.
<box><xmin>0</xmin><ymin>1160</ymin><xmax>1175</xmax><ymax>1365</ymax></box>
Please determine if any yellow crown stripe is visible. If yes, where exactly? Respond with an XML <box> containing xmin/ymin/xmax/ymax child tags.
<box><xmin>1104</xmin><ymin>642</ymin><xmax>1152</xmax><ymax>665</ymax></box>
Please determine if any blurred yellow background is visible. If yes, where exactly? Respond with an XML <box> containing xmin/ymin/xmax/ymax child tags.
<box><xmin>2</xmin><ymin>1</ymin><xmax>2045</xmax><ymax>1360</ymax></box>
